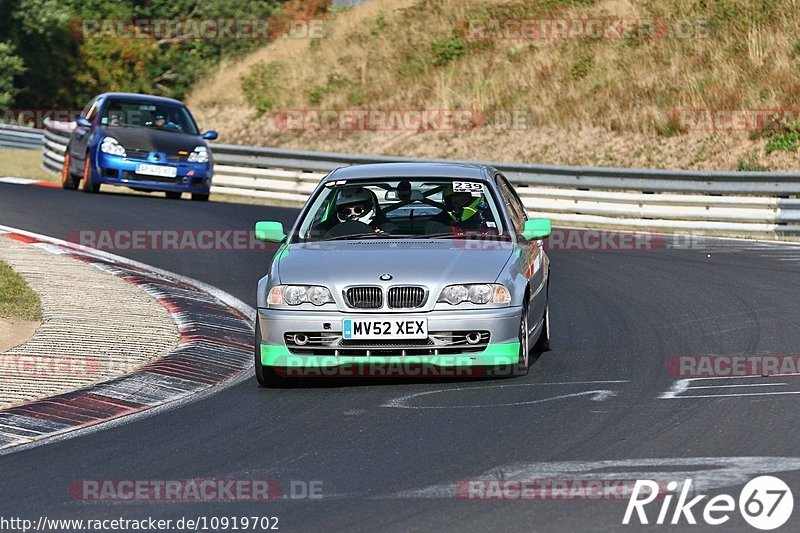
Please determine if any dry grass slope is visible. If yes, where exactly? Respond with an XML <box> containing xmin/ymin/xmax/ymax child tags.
<box><xmin>0</xmin><ymin>149</ymin><xmax>55</xmax><ymax>183</ymax></box>
<box><xmin>188</xmin><ymin>0</ymin><xmax>800</xmax><ymax>170</ymax></box>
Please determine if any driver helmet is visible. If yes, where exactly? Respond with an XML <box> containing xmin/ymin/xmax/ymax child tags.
<box><xmin>335</xmin><ymin>188</ymin><xmax>376</xmax><ymax>224</ymax></box>
<box><xmin>108</xmin><ymin>110</ymin><xmax>123</xmax><ymax>125</ymax></box>
<box><xmin>442</xmin><ymin>185</ymin><xmax>475</xmax><ymax>211</ymax></box>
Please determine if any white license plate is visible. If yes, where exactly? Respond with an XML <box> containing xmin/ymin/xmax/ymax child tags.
<box><xmin>136</xmin><ymin>163</ymin><xmax>177</xmax><ymax>178</ymax></box>
<box><xmin>342</xmin><ymin>318</ymin><xmax>428</xmax><ymax>340</ymax></box>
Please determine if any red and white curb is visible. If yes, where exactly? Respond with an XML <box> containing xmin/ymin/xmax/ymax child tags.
<box><xmin>0</xmin><ymin>177</ymin><xmax>60</xmax><ymax>188</ymax></box>
<box><xmin>0</xmin><ymin>225</ymin><xmax>255</xmax><ymax>453</ymax></box>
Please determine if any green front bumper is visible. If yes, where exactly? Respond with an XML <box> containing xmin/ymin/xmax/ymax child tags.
<box><xmin>260</xmin><ymin>343</ymin><xmax>520</xmax><ymax>368</ymax></box>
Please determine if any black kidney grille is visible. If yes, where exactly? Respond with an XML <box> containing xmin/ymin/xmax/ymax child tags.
<box><xmin>388</xmin><ymin>286</ymin><xmax>425</xmax><ymax>309</ymax></box>
<box><xmin>345</xmin><ymin>287</ymin><xmax>382</xmax><ymax>309</ymax></box>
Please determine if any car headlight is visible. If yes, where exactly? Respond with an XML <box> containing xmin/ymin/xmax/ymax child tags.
<box><xmin>268</xmin><ymin>285</ymin><xmax>334</xmax><ymax>306</ymax></box>
<box><xmin>187</xmin><ymin>146</ymin><xmax>209</xmax><ymax>163</ymax></box>
<box><xmin>100</xmin><ymin>137</ymin><xmax>126</xmax><ymax>157</ymax></box>
<box><xmin>438</xmin><ymin>284</ymin><xmax>511</xmax><ymax>305</ymax></box>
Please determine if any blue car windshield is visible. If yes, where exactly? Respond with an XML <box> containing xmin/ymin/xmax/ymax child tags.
<box><xmin>100</xmin><ymin>100</ymin><xmax>199</xmax><ymax>135</ymax></box>
<box><xmin>296</xmin><ymin>179</ymin><xmax>506</xmax><ymax>242</ymax></box>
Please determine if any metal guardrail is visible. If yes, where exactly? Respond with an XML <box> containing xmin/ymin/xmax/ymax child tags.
<box><xmin>40</xmin><ymin>122</ymin><xmax>70</xmax><ymax>175</ymax></box>
<box><xmin>1</xmin><ymin>120</ymin><xmax>799</xmax><ymax>235</ymax></box>
<box><xmin>0</xmin><ymin>125</ymin><xmax>44</xmax><ymax>150</ymax></box>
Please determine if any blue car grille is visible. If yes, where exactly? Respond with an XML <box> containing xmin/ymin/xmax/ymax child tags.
<box><xmin>126</xmin><ymin>149</ymin><xmax>151</xmax><ymax>160</ymax></box>
<box><xmin>123</xmin><ymin>171</ymin><xmax>179</xmax><ymax>184</ymax></box>
<box><xmin>126</xmin><ymin>149</ymin><xmax>182</xmax><ymax>162</ymax></box>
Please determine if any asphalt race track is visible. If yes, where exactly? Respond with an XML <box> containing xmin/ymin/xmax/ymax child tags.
<box><xmin>3</xmin><ymin>182</ymin><xmax>800</xmax><ymax>531</ymax></box>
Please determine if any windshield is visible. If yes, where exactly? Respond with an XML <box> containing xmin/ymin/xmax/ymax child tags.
<box><xmin>99</xmin><ymin>99</ymin><xmax>200</xmax><ymax>135</ymax></box>
<box><xmin>295</xmin><ymin>178</ymin><xmax>505</xmax><ymax>242</ymax></box>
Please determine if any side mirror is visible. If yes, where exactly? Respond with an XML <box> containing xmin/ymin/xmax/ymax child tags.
<box><xmin>255</xmin><ymin>221</ymin><xmax>286</xmax><ymax>243</ymax></box>
<box><xmin>76</xmin><ymin>117</ymin><xmax>92</xmax><ymax>128</ymax></box>
<box><xmin>202</xmin><ymin>131</ymin><xmax>218</xmax><ymax>140</ymax></box>
<box><xmin>521</xmin><ymin>219</ymin><xmax>551</xmax><ymax>240</ymax></box>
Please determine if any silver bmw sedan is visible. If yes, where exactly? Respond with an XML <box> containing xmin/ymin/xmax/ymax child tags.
<box><xmin>254</xmin><ymin>162</ymin><xmax>552</xmax><ymax>386</ymax></box>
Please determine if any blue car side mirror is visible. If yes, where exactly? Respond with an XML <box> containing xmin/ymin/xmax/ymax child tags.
<box><xmin>76</xmin><ymin>117</ymin><xmax>92</xmax><ymax>128</ymax></box>
<box><xmin>202</xmin><ymin>131</ymin><xmax>218</xmax><ymax>140</ymax></box>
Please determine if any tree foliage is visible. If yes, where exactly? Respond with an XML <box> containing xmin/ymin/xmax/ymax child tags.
<box><xmin>0</xmin><ymin>42</ymin><xmax>26</xmax><ymax>108</ymax></box>
<box><xmin>0</xmin><ymin>0</ymin><xmax>291</xmax><ymax>108</ymax></box>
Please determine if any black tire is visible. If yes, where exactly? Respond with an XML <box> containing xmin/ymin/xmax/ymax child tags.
<box><xmin>82</xmin><ymin>153</ymin><xmax>100</xmax><ymax>193</ymax></box>
<box><xmin>254</xmin><ymin>324</ymin><xmax>290</xmax><ymax>388</ymax></box>
<box><xmin>534</xmin><ymin>303</ymin><xmax>551</xmax><ymax>352</ymax></box>
<box><xmin>191</xmin><ymin>193</ymin><xmax>210</xmax><ymax>202</ymax></box>
<box><xmin>165</xmin><ymin>191</ymin><xmax>182</xmax><ymax>200</ymax></box>
<box><xmin>61</xmin><ymin>151</ymin><xmax>78</xmax><ymax>190</ymax></box>
<box><xmin>514</xmin><ymin>302</ymin><xmax>531</xmax><ymax>376</ymax></box>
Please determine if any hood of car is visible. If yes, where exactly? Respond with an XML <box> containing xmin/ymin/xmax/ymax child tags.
<box><xmin>101</xmin><ymin>126</ymin><xmax>202</xmax><ymax>153</ymax></box>
<box><xmin>277</xmin><ymin>240</ymin><xmax>513</xmax><ymax>290</ymax></box>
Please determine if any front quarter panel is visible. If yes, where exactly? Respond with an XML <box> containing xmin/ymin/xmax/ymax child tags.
<box><xmin>495</xmin><ymin>241</ymin><xmax>547</xmax><ymax>308</ymax></box>
<box><xmin>256</xmin><ymin>244</ymin><xmax>285</xmax><ymax>308</ymax></box>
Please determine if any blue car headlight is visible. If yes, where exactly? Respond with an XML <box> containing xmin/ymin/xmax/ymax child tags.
<box><xmin>100</xmin><ymin>137</ymin><xmax>126</xmax><ymax>157</ymax></box>
<box><xmin>187</xmin><ymin>146</ymin><xmax>209</xmax><ymax>164</ymax></box>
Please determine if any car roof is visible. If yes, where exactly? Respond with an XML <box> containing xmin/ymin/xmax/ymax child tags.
<box><xmin>97</xmin><ymin>92</ymin><xmax>186</xmax><ymax>106</ymax></box>
<box><xmin>325</xmin><ymin>162</ymin><xmax>494</xmax><ymax>182</ymax></box>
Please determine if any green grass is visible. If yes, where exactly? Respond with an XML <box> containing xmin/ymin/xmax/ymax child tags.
<box><xmin>0</xmin><ymin>259</ymin><xmax>42</xmax><ymax>321</ymax></box>
<box><xmin>0</xmin><ymin>148</ymin><xmax>55</xmax><ymax>183</ymax></box>
<box><xmin>431</xmin><ymin>36</ymin><xmax>468</xmax><ymax>66</ymax></box>
<box><xmin>737</xmin><ymin>157</ymin><xmax>770</xmax><ymax>171</ymax></box>
<box><xmin>655</xmin><ymin>114</ymin><xmax>688</xmax><ymax>137</ymax></box>
<box><xmin>240</xmin><ymin>61</ymin><xmax>283</xmax><ymax>117</ymax></box>
<box><xmin>756</xmin><ymin>118</ymin><xmax>800</xmax><ymax>154</ymax></box>
<box><xmin>765</xmin><ymin>131</ymin><xmax>800</xmax><ymax>154</ymax></box>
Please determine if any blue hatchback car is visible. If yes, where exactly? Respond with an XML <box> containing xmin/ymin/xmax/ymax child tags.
<box><xmin>61</xmin><ymin>92</ymin><xmax>218</xmax><ymax>201</ymax></box>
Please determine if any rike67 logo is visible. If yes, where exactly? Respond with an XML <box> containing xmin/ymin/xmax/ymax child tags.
<box><xmin>623</xmin><ymin>476</ymin><xmax>793</xmax><ymax>530</ymax></box>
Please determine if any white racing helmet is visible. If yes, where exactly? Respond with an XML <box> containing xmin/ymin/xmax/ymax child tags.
<box><xmin>335</xmin><ymin>188</ymin><xmax>376</xmax><ymax>225</ymax></box>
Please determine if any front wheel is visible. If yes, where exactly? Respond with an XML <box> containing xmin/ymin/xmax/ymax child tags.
<box><xmin>191</xmin><ymin>193</ymin><xmax>210</xmax><ymax>202</ymax></box>
<box><xmin>82</xmin><ymin>154</ymin><xmax>100</xmax><ymax>193</ymax></box>
<box><xmin>61</xmin><ymin>152</ymin><xmax>77</xmax><ymax>190</ymax></box>
<box><xmin>534</xmin><ymin>304</ymin><xmax>551</xmax><ymax>352</ymax></box>
<box><xmin>165</xmin><ymin>191</ymin><xmax>182</xmax><ymax>200</ymax></box>
<box><xmin>514</xmin><ymin>304</ymin><xmax>531</xmax><ymax>376</ymax></box>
